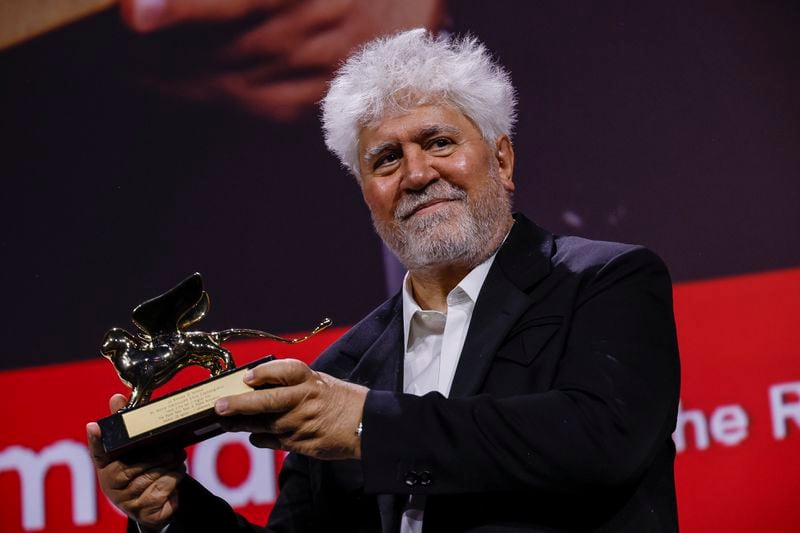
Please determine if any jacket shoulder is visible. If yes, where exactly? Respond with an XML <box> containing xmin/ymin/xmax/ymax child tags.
<box><xmin>552</xmin><ymin>234</ymin><xmax>668</xmax><ymax>277</ymax></box>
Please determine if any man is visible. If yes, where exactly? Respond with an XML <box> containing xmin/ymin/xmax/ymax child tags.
<box><xmin>88</xmin><ymin>29</ymin><xmax>680</xmax><ymax>532</ymax></box>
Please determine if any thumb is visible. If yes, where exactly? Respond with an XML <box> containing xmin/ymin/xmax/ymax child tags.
<box><xmin>86</xmin><ymin>422</ymin><xmax>111</xmax><ymax>468</ymax></box>
<box><xmin>109</xmin><ymin>393</ymin><xmax>128</xmax><ymax>414</ymax></box>
<box><xmin>119</xmin><ymin>0</ymin><xmax>291</xmax><ymax>33</ymax></box>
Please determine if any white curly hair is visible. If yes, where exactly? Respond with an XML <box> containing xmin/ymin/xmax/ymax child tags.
<box><xmin>321</xmin><ymin>28</ymin><xmax>517</xmax><ymax>178</ymax></box>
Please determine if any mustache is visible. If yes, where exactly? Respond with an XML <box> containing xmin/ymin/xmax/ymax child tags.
<box><xmin>394</xmin><ymin>181</ymin><xmax>467</xmax><ymax>220</ymax></box>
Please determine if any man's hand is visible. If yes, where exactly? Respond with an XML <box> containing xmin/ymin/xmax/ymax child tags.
<box><xmin>215</xmin><ymin>358</ymin><xmax>368</xmax><ymax>460</ymax></box>
<box><xmin>86</xmin><ymin>394</ymin><xmax>186</xmax><ymax>532</ymax></box>
<box><xmin>118</xmin><ymin>0</ymin><xmax>443</xmax><ymax>121</ymax></box>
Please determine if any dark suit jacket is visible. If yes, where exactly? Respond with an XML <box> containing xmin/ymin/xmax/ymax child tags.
<box><xmin>164</xmin><ymin>215</ymin><xmax>680</xmax><ymax>533</ymax></box>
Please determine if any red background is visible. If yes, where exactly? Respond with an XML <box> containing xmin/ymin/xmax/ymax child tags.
<box><xmin>2</xmin><ymin>268</ymin><xmax>799</xmax><ymax>532</ymax></box>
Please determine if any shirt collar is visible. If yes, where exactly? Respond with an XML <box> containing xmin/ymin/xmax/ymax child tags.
<box><xmin>401</xmin><ymin>250</ymin><xmax>499</xmax><ymax>349</ymax></box>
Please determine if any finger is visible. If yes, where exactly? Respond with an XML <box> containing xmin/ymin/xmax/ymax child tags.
<box><xmin>128</xmin><ymin>469</ymin><xmax>184</xmax><ymax>527</ymax></box>
<box><xmin>216</xmin><ymin>383</ymin><xmax>310</xmax><ymax>416</ymax></box>
<box><xmin>138</xmin><ymin>489</ymin><xmax>180</xmax><ymax>530</ymax></box>
<box><xmin>86</xmin><ymin>420</ymin><xmax>183</xmax><ymax>473</ymax></box>
<box><xmin>125</xmin><ymin>461</ymin><xmax>187</xmax><ymax>497</ymax></box>
<box><xmin>120</xmin><ymin>0</ymin><xmax>294</xmax><ymax>33</ymax></box>
<box><xmin>219</xmin><ymin>0</ymin><xmax>350</xmax><ymax>61</ymax></box>
<box><xmin>216</xmin><ymin>26</ymin><xmax>354</xmax><ymax>80</ymax></box>
<box><xmin>245</xmin><ymin>358</ymin><xmax>314</xmax><ymax>387</ymax></box>
<box><xmin>280</xmin><ymin>23</ymin><xmax>356</xmax><ymax>72</ymax></box>
<box><xmin>107</xmin><ymin>452</ymin><xmax>187</xmax><ymax>491</ymax></box>
<box><xmin>86</xmin><ymin>422</ymin><xmax>113</xmax><ymax>468</ymax></box>
<box><xmin>109</xmin><ymin>393</ymin><xmax>129</xmax><ymax>414</ymax></box>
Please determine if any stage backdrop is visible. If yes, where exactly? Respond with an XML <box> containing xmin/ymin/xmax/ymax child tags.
<box><xmin>1</xmin><ymin>1</ymin><xmax>798</xmax><ymax>531</ymax></box>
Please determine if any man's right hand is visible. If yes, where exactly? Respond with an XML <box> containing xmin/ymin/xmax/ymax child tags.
<box><xmin>86</xmin><ymin>394</ymin><xmax>187</xmax><ymax>532</ymax></box>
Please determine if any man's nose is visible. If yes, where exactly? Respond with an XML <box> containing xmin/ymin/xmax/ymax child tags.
<box><xmin>400</xmin><ymin>147</ymin><xmax>439</xmax><ymax>191</ymax></box>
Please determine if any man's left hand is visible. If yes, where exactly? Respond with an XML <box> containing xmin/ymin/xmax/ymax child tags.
<box><xmin>214</xmin><ymin>359</ymin><xmax>368</xmax><ymax>460</ymax></box>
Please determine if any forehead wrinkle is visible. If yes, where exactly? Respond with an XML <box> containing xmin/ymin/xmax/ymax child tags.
<box><xmin>415</xmin><ymin>124</ymin><xmax>462</xmax><ymax>139</ymax></box>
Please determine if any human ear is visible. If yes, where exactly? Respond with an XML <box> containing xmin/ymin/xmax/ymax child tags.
<box><xmin>495</xmin><ymin>135</ymin><xmax>515</xmax><ymax>192</ymax></box>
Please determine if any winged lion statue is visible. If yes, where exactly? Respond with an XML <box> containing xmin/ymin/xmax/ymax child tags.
<box><xmin>101</xmin><ymin>273</ymin><xmax>331</xmax><ymax>410</ymax></box>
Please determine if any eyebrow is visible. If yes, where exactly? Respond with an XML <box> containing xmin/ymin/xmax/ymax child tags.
<box><xmin>361</xmin><ymin>124</ymin><xmax>464</xmax><ymax>161</ymax></box>
<box><xmin>362</xmin><ymin>141</ymin><xmax>397</xmax><ymax>162</ymax></box>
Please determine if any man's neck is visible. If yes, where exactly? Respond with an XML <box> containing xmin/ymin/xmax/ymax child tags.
<box><xmin>407</xmin><ymin>265</ymin><xmax>471</xmax><ymax>312</ymax></box>
<box><xmin>407</xmin><ymin>216</ymin><xmax>513</xmax><ymax>312</ymax></box>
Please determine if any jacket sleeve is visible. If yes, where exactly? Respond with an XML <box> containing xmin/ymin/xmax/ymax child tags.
<box><xmin>359</xmin><ymin>247</ymin><xmax>680</xmax><ymax>496</ymax></box>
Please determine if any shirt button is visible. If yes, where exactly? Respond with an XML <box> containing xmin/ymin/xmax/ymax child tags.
<box><xmin>419</xmin><ymin>470</ymin><xmax>433</xmax><ymax>486</ymax></box>
<box><xmin>404</xmin><ymin>471</ymin><xmax>420</xmax><ymax>486</ymax></box>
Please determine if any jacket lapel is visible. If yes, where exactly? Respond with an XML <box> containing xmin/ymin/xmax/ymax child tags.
<box><xmin>320</xmin><ymin>297</ymin><xmax>406</xmax><ymax>533</ymax></box>
<box><xmin>344</xmin><ymin>296</ymin><xmax>404</xmax><ymax>392</ymax></box>
<box><xmin>449</xmin><ymin>215</ymin><xmax>554</xmax><ymax>398</ymax></box>
<box><xmin>339</xmin><ymin>298</ymin><xmax>407</xmax><ymax>533</ymax></box>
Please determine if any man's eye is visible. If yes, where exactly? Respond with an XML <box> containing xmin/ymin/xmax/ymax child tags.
<box><xmin>375</xmin><ymin>152</ymin><xmax>400</xmax><ymax>169</ymax></box>
<box><xmin>429</xmin><ymin>138</ymin><xmax>452</xmax><ymax>150</ymax></box>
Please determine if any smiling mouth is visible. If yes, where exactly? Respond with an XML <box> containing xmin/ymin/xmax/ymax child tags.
<box><xmin>402</xmin><ymin>198</ymin><xmax>458</xmax><ymax>220</ymax></box>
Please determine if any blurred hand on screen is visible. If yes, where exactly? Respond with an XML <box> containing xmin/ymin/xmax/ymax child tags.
<box><xmin>119</xmin><ymin>0</ymin><xmax>444</xmax><ymax>121</ymax></box>
<box><xmin>86</xmin><ymin>394</ymin><xmax>186</xmax><ymax>532</ymax></box>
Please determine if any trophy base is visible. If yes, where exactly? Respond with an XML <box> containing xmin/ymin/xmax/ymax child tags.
<box><xmin>98</xmin><ymin>355</ymin><xmax>275</xmax><ymax>459</ymax></box>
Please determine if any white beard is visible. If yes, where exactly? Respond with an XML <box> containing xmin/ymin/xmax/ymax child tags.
<box><xmin>372</xmin><ymin>168</ymin><xmax>512</xmax><ymax>271</ymax></box>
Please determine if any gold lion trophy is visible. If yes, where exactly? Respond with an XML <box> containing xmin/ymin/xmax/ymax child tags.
<box><xmin>97</xmin><ymin>273</ymin><xmax>330</xmax><ymax>458</ymax></box>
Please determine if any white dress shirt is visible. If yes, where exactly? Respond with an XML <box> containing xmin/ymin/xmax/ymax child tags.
<box><xmin>399</xmin><ymin>251</ymin><xmax>498</xmax><ymax>533</ymax></box>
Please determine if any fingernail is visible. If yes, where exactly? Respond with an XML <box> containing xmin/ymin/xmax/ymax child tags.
<box><xmin>133</xmin><ymin>0</ymin><xmax>167</xmax><ymax>31</ymax></box>
<box><xmin>244</xmin><ymin>369</ymin><xmax>254</xmax><ymax>383</ymax></box>
<box><xmin>215</xmin><ymin>399</ymin><xmax>228</xmax><ymax>414</ymax></box>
